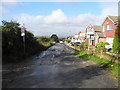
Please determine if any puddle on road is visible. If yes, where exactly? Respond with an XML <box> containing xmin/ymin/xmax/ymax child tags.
<box><xmin>64</xmin><ymin>63</ymin><xmax>71</xmax><ymax>65</ymax></box>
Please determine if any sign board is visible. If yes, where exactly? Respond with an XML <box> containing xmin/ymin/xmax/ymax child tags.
<box><xmin>21</xmin><ymin>26</ymin><xmax>25</xmax><ymax>36</ymax></box>
<box><xmin>87</xmin><ymin>24</ymin><xmax>94</xmax><ymax>34</ymax></box>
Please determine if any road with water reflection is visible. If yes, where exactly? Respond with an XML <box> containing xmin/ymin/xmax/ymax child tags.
<box><xmin>2</xmin><ymin>43</ymin><xmax>118</xmax><ymax>88</ymax></box>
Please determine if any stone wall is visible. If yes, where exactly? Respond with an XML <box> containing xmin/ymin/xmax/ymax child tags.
<box><xmin>67</xmin><ymin>44</ymin><xmax>120</xmax><ymax>64</ymax></box>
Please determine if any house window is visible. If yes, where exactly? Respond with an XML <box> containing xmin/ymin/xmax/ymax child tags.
<box><xmin>107</xmin><ymin>24</ymin><xmax>113</xmax><ymax>30</ymax></box>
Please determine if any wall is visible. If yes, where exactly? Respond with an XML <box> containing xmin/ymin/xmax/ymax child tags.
<box><xmin>105</xmin><ymin>17</ymin><xmax>116</xmax><ymax>37</ymax></box>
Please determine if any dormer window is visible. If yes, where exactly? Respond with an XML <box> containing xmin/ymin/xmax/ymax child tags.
<box><xmin>107</xmin><ymin>24</ymin><xmax>114</xmax><ymax>30</ymax></box>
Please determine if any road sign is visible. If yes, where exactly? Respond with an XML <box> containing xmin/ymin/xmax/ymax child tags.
<box><xmin>21</xmin><ymin>26</ymin><xmax>25</xmax><ymax>36</ymax></box>
<box><xmin>87</xmin><ymin>24</ymin><xmax>94</xmax><ymax>34</ymax></box>
<box><xmin>21</xmin><ymin>25</ymin><xmax>26</xmax><ymax>53</ymax></box>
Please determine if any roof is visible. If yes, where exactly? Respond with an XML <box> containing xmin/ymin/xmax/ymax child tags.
<box><xmin>108</xmin><ymin>16</ymin><xmax>118</xmax><ymax>22</ymax></box>
<box><xmin>78</xmin><ymin>31</ymin><xmax>81</xmax><ymax>35</ymax></box>
<box><xmin>102</xmin><ymin>16</ymin><xmax>119</xmax><ymax>25</ymax></box>
<box><xmin>98</xmin><ymin>33</ymin><xmax>106</xmax><ymax>38</ymax></box>
<box><xmin>93</xmin><ymin>25</ymin><xmax>102</xmax><ymax>32</ymax></box>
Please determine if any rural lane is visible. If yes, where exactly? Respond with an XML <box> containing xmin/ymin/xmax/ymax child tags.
<box><xmin>2</xmin><ymin>43</ymin><xmax>118</xmax><ymax>88</ymax></box>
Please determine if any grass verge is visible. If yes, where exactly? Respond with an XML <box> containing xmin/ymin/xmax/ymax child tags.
<box><xmin>74</xmin><ymin>51</ymin><xmax>120</xmax><ymax>79</ymax></box>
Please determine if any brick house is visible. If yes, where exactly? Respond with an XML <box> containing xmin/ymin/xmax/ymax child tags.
<box><xmin>102</xmin><ymin>16</ymin><xmax>118</xmax><ymax>49</ymax></box>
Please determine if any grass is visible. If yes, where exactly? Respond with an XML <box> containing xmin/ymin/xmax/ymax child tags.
<box><xmin>74</xmin><ymin>51</ymin><xmax>120</xmax><ymax>78</ymax></box>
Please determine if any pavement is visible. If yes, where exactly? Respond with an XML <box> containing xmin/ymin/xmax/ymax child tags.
<box><xmin>2</xmin><ymin>43</ymin><xmax>118</xmax><ymax>88</ymax></box>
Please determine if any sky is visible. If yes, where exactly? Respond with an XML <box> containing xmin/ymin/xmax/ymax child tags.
<box><xmin>1</xmin><ymin>0</ymin><xmax>119</xmax><ymax>37</ymax></box>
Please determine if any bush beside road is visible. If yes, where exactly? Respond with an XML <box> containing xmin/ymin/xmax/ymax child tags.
<box><xmin>1</xmin><ymin>21</ymin><xmax>55</xmax><ymax>64</ymax></box>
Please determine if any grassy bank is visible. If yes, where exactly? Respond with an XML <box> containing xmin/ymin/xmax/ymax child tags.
<box><xmin>74</xmin><ymin>51</ymin><xmax>120</xmax><ymax>78</ymax></box>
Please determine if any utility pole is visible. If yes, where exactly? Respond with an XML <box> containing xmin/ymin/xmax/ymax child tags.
<box><xmin>88</xmin><ymin>34</ymin><xmax>90</xmax><ymax>54</ymax></box>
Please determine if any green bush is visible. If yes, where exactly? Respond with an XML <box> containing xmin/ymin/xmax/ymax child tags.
<box><xmin>2</xmin><ymin>20</ymin><xmax>49</xmax><ymax>63</ymax></box>
<box><xmin>79</xmin><ymin>42</ymin><xmax>88</xmax><ymax>51</ymax></box>
<box><xmin>66</xmin><ymin>40</ymin><xmax>71</xmax><ymax>43</ymax></box>
<box><xmin>96</xmin><ymin>42</ymin><xmax>109</xmax><ymax>48</ymax></box>
<box><xmin>112</xmin><ymin>21</ymin><xmax>120</xmax><ymax>54</ymax></box>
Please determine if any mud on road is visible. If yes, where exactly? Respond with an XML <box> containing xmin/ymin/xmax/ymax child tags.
<box><xmin>2</xmin><ymin>43</ymin><xmax>118</xmax><ymax>88</ymax></box>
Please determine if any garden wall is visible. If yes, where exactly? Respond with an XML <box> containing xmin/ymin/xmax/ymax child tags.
<box><xmin>67</xmin><ymin>44</ymin><xmax>120</xmax><ymax>64</ymax></box>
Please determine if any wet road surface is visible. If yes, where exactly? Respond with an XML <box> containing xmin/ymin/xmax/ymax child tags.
<box><xmin>2</xmin><ymin>43</ymin><xmax>118</xmax><ymax>88</ymax></box>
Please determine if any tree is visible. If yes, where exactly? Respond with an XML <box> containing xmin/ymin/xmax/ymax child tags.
<box><xmin>2</xmin><ymin>20</ymin><xmax>44</xmax><ymax>63</ymax></box>
<box><xmin>50</xmin><ymin>34</ymin><xmax>59</xmax><ymax>42</ymax></box>
<box><xmin>112</xmin><ymin>21</ymin><xmax>120</xmax><ymax>54</ymax></box>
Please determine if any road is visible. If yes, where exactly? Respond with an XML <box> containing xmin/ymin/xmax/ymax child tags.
<box><xmin>2</xmin><ymin>43</ymin><xmax>118</xmax><ymax>88</ymax></box>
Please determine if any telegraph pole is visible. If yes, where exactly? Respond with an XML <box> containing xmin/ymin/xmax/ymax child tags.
<box><xmin>88</xmin><ymin>34</ymin><xmax>90</xmax><ymax>54</ymax></box>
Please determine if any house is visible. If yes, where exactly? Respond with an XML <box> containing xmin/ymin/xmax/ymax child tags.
<box><xmin>78</xmin><ymin>31</ymin><xmax>86</xmax><ymax>43</ymax></box>
<box><xmin>102</xmin><ymin>16</ymin><xmax>118</xmax><ymax>49</ymax></box>
<box><xmin>71</xmin><ymin>32</ymin><xmax>86</xmax><ymax>43</ymax></box>
<box><xmin>93</xmin><ymin>25</ymin><xmax>106</xmax><ymax>45</ymax></box>
<box><xmin>85</xmin><ymin>16</ymin><xmax>118</xmax><ymax>49</ymax></box>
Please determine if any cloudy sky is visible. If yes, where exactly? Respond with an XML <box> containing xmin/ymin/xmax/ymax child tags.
<box><xmin>1</xmin><ymin>0</ymin><xmax>119</xmax><ymax>37</ymax></box>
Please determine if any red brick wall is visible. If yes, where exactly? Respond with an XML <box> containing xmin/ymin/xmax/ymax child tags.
<box><xmin>105</xmin><ymin>18</ymin><xmax>117</xmax><ymax>37</ymax></box>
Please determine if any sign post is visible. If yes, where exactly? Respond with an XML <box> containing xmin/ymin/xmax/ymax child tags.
<box><xmin>21</xmin><ymin>24</ymin><xmax>25</xmax><ymax>53</ymax></box>
<box><xmin>87</xmin><ymin>24</ymin><xmax>94</xmax><ymax>54</ymax></box>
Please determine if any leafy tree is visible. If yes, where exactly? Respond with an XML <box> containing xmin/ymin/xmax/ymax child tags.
<box><xmin>2</xmin><ymin>20</ymin><xmax>46</xmax><ymax>63</ymax></box>
<box><xmin>50</xmin><ymin>34</ymin><xmax>59</xmax><ymax>42</ymax></box>
<box><xmin>2</xmin><ymin>20</ymin><xmax>23</xmax><ymax>59</ymax></box>
<box><xmin>112</xmin><ymin>21</ymin><xmax>120</xmax><ymax>54</ymax></box>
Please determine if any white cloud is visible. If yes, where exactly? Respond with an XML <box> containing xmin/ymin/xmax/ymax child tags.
<box><xmin>13</xmin><ymin>9</ymin><xmax>100</xmax><ymax>37</ymax></box>
<box><xmin>101</xmin><ymin>5</ymin><xmax>118</xmax><ymax>16</ymax></box>
<box><xmin>44</xmin><ymin>9</ymin><xmax>68</xmax><ymax>24</ymax></box>
<box><xmin>2</xmin><ymin>2</ymin><xmax>118</xmax><ymax>37</ymax></box>
<box><xmin>72</xmin><ymin>14</ymin><xmax>99</xmax><ymax>25</ymax></box>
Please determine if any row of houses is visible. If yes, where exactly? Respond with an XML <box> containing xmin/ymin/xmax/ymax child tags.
<box><xmin>68</xmin><ymin>15</ymin><xmax>119</xmax><ymax>49</ymax></box>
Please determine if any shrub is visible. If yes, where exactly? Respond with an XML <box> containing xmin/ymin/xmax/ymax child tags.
<box><xmin>112</xmin><ymin>21</ymin><xmax>120</xmax><ymax>54</ymax></box>
<box><xmin>96</xmin><ymin>42</ymin><xmax>109</xmax><ymax>48</ymax></box>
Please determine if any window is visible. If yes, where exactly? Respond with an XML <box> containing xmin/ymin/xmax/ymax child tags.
<box><xmin>107</xmin><ymin>24</ymin><xmax>113</xmax><ymax>30</ymax></box>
